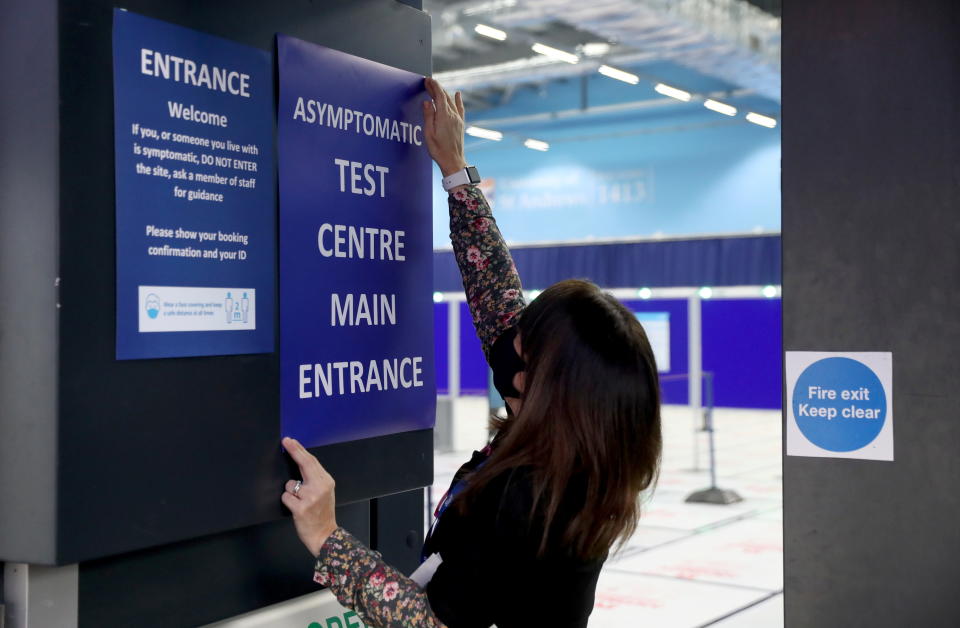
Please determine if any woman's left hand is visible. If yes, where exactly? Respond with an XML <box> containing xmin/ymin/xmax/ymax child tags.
<box><xmin>281</xmin><ymin>436</ymin><xmax>339</xmax><ymax>557</ymax></box>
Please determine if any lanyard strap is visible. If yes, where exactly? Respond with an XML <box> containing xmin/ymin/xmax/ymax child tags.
<box><xmin>422</xmin><ymin>444</ymin><xmax>493</xmax><ymax>561</ymax></box>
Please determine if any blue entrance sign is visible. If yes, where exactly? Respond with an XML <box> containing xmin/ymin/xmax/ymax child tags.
<box><xmin>277</xmin><ymin>35</ymin><xmax>436</xmax><ymax>447</ymax></box>
<box><xmin>112</xmin><ymin>10</ymin><xmax>275</xmax><ymax>359</ymax></box>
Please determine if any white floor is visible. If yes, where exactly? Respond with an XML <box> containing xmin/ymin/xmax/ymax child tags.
<box><xmin>430</xmin><ymin>405</ymin><xmax>784</xmax><ymax>628</ymax></box>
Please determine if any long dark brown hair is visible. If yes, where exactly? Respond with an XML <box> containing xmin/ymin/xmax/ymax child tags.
<box><xmin>457</xmin><ymin>279</ymin><xmax>662</xmax><ymax>560</ymax></box>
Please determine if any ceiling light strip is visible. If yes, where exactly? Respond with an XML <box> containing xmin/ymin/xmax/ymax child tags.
<box><xmin>465</xmin><ymin>126</ymin><xmax>503</xmax><ymax>141</ymax></box>
<box><xmin>746</xmin><ymin>112</ymin><xmax>778</xmax><ymax>128</ymax></box>
<box><xmin>704</xmin><ymin>99</ymin><xmax>737</xmax><ymax>116</ymax></box>
<box><xmin>531</xmin><ymin>43</ymin><xmax>579</xmax><ymax>65</ymax></box>
<box><xmin>474</xmin><ymin>24</ymin><xmax>507</xmax><ymax>41</ymax></box>
<box><xmin>598</xmin><ymin>65</ymin><xmax>640</xmax><ymax>85</ymax></box>
<box><xmin>654</xmin><ymin>83</ymin><xmax>692</xmax><ymax>102</ymax></box>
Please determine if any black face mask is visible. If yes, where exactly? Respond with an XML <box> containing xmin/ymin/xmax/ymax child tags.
<box><xmin>490</xmin><ymin>326</ymin><xmax>525</xmax><ymax>402</ymax></box>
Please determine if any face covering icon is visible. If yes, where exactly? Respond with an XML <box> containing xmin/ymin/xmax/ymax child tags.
<box><xmin>145</xmin><ymin>293</ymin><xmax>161</xmax><ymax>319</ymax></box>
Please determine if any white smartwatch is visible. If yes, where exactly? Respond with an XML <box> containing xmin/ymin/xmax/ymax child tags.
<box><xmin>442</xmin><ymin>166</ymin><xmax>481</xmax><ymax>191</ymax></box>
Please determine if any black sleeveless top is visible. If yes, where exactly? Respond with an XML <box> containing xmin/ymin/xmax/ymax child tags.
<box><xmin>422</xmin><ymin>451</ymin><xmax>605</xmax><ymax>628</ymax></box>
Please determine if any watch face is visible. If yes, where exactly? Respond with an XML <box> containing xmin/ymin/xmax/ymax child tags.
<box><xmin>466</xmin><ymin>166</ymin><xmax>481</xmax><ymax>183</ymax></box>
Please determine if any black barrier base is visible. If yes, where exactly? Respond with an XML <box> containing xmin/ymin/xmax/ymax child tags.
<box><xmin>685</xmin><ymin>487</ymin><xmax>744</xmax><ymax>505</ymax></box>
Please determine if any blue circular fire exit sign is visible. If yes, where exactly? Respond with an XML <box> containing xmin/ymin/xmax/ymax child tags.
<box><xmin>793</xmin><ymin>357</ymin><xmax>887</xmax><ymax>452</ymax></box>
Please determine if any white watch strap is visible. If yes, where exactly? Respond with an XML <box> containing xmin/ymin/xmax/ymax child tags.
<box><xmin>442</xmin><ymin>169</ymin><xmax>473</xmax><ymax>191</ymax></box>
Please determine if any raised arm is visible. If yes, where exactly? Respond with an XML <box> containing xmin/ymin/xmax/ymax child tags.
<box><xmin>423</xmin><ymin>78</ymin><xmax>525</xmax><ymax>359</ymax></box>
<box><xmin>448</xmin><ymin>187</ymin><xmax>525</xmax><ymax>359</ymax></box>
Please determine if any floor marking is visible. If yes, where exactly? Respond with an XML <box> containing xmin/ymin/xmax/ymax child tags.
<box><xmin>696</xmin><ymin>590</ymin><xmax>784</xmax><ymax>627</ymax></box>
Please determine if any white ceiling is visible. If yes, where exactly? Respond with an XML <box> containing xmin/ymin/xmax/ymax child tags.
<box><xmin>424</xmin><ymin>0</ymin><xmax>780</xmax><ymax>108</ymax></box>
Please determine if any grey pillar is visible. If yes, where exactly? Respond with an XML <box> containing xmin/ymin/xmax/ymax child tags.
<box><xmin>783</xmin><ymin>0</ymin><xmax>960</xmax><ymax>625</ymax></box>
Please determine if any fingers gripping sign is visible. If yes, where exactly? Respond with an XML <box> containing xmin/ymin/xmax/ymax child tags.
<box><xmin>422</xmin><ymin>77</ymin><xmax>467</xmax><ymax>178</ymax></box>
<box><xmin>281</xmin><ymin>437</ymin><xmax>339</xmax><ymax>557</ymax></box>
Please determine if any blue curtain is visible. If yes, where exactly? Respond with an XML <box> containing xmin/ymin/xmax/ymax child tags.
<box><xmin>434</xmin><ymin>234</ymin><xmax>781</xmax><ymax>291</ymax></box>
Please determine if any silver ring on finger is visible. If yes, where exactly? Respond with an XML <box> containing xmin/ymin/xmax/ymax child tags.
<box><xmin>293</xmin><ymin>480</ymin><xmax>302</xmax><ymax>497</ymax></box>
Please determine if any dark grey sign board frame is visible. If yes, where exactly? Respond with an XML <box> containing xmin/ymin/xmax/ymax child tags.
<box><xmin>0</xmin><ymin>0</ymin><xmax>433</xmax><ymax>567</ymax></box>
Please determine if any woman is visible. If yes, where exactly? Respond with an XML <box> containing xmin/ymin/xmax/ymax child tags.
<box><xmin>280</xmin><ymin>77</ymin><xmax>662</xmax><ymax>628</ymax></box>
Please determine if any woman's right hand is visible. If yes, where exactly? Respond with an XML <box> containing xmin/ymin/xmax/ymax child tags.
<box><xmin>422</xmin><ymin>77</ymin><xmax>468</xmax><ymax>177</ymax></box>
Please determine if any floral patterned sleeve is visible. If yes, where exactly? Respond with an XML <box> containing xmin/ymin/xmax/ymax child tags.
<box><xmin>448</xmin><ymin>186</ymin><xmax>526</xmax><ymax>359</ymax></box>
<box><xmin>314</xmin><ymin>527</ymin><xmax>446</xmax><ymax>628</ymax></box>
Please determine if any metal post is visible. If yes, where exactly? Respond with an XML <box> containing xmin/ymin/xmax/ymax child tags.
<box><xmin>687</xmin><ymin>295</ymin><xmax>703</xmax><ymax>470</ymax></box>
<box><xmin>425</xmin><ymin>486</ymin><xmax>433</xmax><ymax>532</ymax></box>
<box><xmin>704</xmin><ymin>372</ymin><xmax>718</xmax><ymax>490</ymax></box>
<box><xmin>3</xmin><ymin>563</ymin><xmax>78</xmax><ymax>628</ymax></box>
<box><xmin>685</xmin><ymin>372</ymin><xmax>743</xmax><ymax>505</ymax></box>
<box><xmin>447</xmin><ymin>301</ymin><xmax>460</xmax><ymax>399</ymax></box>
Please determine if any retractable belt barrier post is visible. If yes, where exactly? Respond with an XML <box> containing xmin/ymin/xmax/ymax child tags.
<box><xmin>685</xmin><ymin>372</ymin><xmax>743</xmax><ymax>505</ymax></box>
<box><xmin>660</xmin><ymin>372</ymin><xmax>743</xmax><ymax>505</ymax></box>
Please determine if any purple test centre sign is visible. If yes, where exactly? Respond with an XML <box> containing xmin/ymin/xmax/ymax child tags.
<box><xmin>277</xmin><ymin>35</ymin><xmax>436</xmax><ymax>447</ymax></box>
